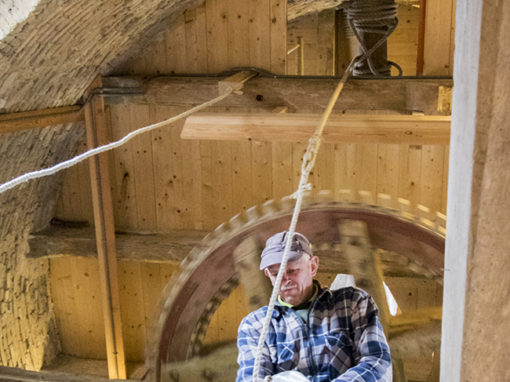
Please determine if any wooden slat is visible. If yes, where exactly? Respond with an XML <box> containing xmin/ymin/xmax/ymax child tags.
<box><xmin>377</xmin><ymin>144</ymin><xmax>400</xmax><ymax>196</ymax></box>
<box><xmin>423</xmin><ymin>0</ymin><xmax>455</xmax><ymax>75</ymax></box>
<box><xmin>205</xmin><ymin>0</ymin><xmax>230</xmax><ymax>73</ymax></box>
<box><xmin>270</xmin><ymin>0</ymin><xmax>287</xmax><ymax>74</ymax></box>
<box><xmin>333</xmin><ymin>143</ymin><xmax>356</xmax><ymax>193</ymax></box>
<box><xmin>110</xmin><ymin>103</ymin><xmax>138</xmax><ymax>230</ymax></box>
<box><xmin>119</xmin><ymin>261</ymin><xmax>145</xmax><ymax>362</ymax></box>
<box><xmin>232</xmin><ymin>140</ymin><xmax>253</xmax><ymax>212</ymax></box>
<box><xmin>420</xmin><ymin>145</ymin><xmax>444</xmax><ymax>213</ymax></box>
<box><xmin>397</xmin><ymin>144</ymin><xmax>422</xmax><ymax>208</ymax></box>
<box><xmin>271</xmin><ymin>142</ymin><xmax>293</xmax><ymax>198</ymax></box>
<box><xmin>182</xmin><ymin>113</ymin><xmax>451</xmax><ymax>144</ymax></box>
<box><xmin>150</xmin><ymin>105</ymin><xmax>179</xmax><ymax>230</ymax></box>
<box><xmin>129</xmin><ymin>104</ymin><xmax>157</xmax><ymax>230</ymax></box>
<box><xmin>227</xmin><ymin>0</ymin><xmax>250</xmax><ymax>68</ymax></box>
<box><xmin>317</xmin><ymin>10</ymin><xmax>336</xmax><ymax>75</ymax></box>
<box><xmin>140</xmin><ymin>263</ymin><xmax>164</xmax><ymax>352</ymax></box>
<box><xmin>0</xmin><ymin>105</ymin><xmax>83</xmax><ymax>134</ymax></box>
<box><xmin>252</xmin><ymin>140</ymin><xmax>273</xmax><ymax>205</ymax></box>
<box><xmin>184</xmin><ymin>5</ymin><xmax>208</xmax><ymax>73</ymax></box>
<box><xmin>70</xmin><ymin>257</ymin><xmax>105</xmax><ymax>358</ymax></box>
<box><xmin>84</xmin><ymin>76</ymin><xmax>126</xmax><ymax>379</ymax></box>
<box><xmin>166</xmin><ymin>14</ymin><xmax>187</xmax><ymax>73</ymax></box>
<box><xmin>248</xmin><ymin>0</ymin><xmax>271</xmax><ymax>69</ymax></box>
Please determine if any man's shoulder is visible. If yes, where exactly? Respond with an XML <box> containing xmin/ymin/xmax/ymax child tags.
<box><xmin>322</xmin><ymin>285</ymin><xmax>372</xmax><ymax>305</ymax></box>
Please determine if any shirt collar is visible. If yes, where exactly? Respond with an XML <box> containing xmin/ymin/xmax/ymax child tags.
<box><xmin>277</xmin><ymin>281</ymin><xmax>320</xmax><ymax>308</ymax></box>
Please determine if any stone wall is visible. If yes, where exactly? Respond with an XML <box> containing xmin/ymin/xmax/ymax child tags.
<box><xmin>0</xmin><ymin>0</ymin><xmax>203</xmax><ymax>113</ymax></box>
<box><xmin>0</xmin><ymin>123</ymin><xmax>83</xmax><ymax>369</ymax></box>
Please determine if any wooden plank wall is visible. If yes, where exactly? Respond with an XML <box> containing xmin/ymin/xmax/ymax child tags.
<box><xmin>50</xmin><ymin>257</ymin><xmax>179</xmax><ymax>361</ymax></box>
<box><xmin>52</xmin><ymin>0</ymin><xmax>453</xmax><ymax>363</ymax></box>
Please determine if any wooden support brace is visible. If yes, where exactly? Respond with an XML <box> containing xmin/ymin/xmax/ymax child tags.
<box><xmin>218</xmin><ymin>70</ymin><xmax>258</xmax><ymax>95</ymax></box>
<box><xmin>84</xmin><ymin>76</ymin><xmax>126</xmax><ymax>379</ymax></box>
<box><xmin>181</xmin><ymin>112</ymin><xmax>451</xmax><ymax>144</ymax></box>
<box><xmin>0</xmin><ymin>105</ymin><xmax>84</xmax><ymax>134</ymax></box>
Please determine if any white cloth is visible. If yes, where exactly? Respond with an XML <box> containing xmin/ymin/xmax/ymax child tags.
<box><xmin>264</xmin><ymin>370</ymin><xmax>309</xmax><ymax>381</ymax></box>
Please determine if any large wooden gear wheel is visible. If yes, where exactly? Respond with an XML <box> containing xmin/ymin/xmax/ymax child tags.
<box><xmin>150</xmin><ymin>190</ymin><xmax>445</xmax><ymax>382</ymax></box>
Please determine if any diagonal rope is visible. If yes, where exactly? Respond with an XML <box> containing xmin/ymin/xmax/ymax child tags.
<box><xmin>252</xmin><ymin>57</ymin><xmax>357</xmax><ymax>382</ymax></box>
<box><xmin>0</xmin><ymin>89</ymin><xmax>235</xmax><ymax>195</ymax></box>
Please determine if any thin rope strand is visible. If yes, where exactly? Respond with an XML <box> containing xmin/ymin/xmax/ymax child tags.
<box><xmin>251</xmin><ymin>58</ymin><xmax>356</xmax><ymax>381</ymax></box>
<box><xmin>0</xmin><ymin>89</ymin><xmax>234</xmax><ymax>195</ymax></box>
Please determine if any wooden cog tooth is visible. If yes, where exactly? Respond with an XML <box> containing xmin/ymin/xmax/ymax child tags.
<box><xmin>358</xmin><ymin>190</ymin><xmax>375</xmax><ymax>205</ymax></box>
<box><xmin>337</xmin><ymin>189</ymin><xmax>355</xmax><ymax>203</ymax></box>
<box><xmin>300</xmin><ymin>190</ymin><xmax>314</xmax><ymax>205</ymax></box>
<box><xmin>435</xmin><ymin>212</ymin><xmax>447</xmax><ymax>234</ymax></box>
<box><xmin>397</xmin><ymin>197</ymin><xmax>414</xmax><ymax>221</ymax></box>
<box><xmin>261</xmin><ymin>199</ymin><xmax>279</xmax><ymax>215</ymax></box>
<box><xmin>316</xmin><ymin>189</ymin><xmax>333</xmax><ymax>204</ymax></box>
<box><xmin>377</xmin><ymin>193</ymin><xmax>393</xmax><ymax>209</ymax></box>
<box><xmin>244</xmin><ymin>205</ymin><xmax>260</xmax><ymax>224</ymax></box>
<box><xmin>417</xmin><ymin>204</ymin><xmax>435</xmax><ymax>229</ymax></box>
<box><xmin>280</xmin><ymin>195</ymin><xmax>295</xmax><ymax>210</ymax></box>
<box><xmin>228</xmin><ymin>212</ymin><xmax>247</xmax><ymax>233</ymax></box>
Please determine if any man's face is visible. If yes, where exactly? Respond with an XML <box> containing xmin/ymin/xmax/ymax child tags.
<box><xmin>264</xmin><ymin>255</ymin><xmax>319</xmax><ymax>306</ymax></box>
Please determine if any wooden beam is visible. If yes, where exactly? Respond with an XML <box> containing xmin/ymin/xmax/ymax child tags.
<box><xmin>84</xmin><ymin>76</ymin><xmax>126</xmax><ymax>379</ymax></box>
<box><xmin>102</xmin><ymin>75</ymin><xmax>453</xmax><ymax>116</ymax></box>
<box><xmin>28</xmin><ymin>225</ymin><xmax>207</xmax><ymax>263</ymax></box>
<box><xmin>181</xmin><ymin>112</ymin><xmax>451</xmax><ymax>144</ymax></box>
<box><xmin>0</xmin><ymin>105</ymin><xmax>84</xmax><ymax>134</ymax></box>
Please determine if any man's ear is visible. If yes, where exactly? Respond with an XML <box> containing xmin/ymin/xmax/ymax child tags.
<box><xmin>310</xmin><ymin>256</ymin><xmax>319</xmax><ymax>276</ymax></box>
<box><xmin>264</xmin><ymin>268</ymin><xmax>271</xmax><ymax>278</ymax></box>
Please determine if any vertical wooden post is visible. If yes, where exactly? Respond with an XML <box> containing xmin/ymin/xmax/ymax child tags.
<box><xmin>84</xmin><ymin>76</ymin><xmax>127</xmax><ymax>379</ymax></box>
<box><xmin>416</xmin><ymin>0</ymin><xmax>427</xmax><ymax>75</ymax></box>
<box><xmin>298</xmin><ymin>36</ymin><xmax>305</xmax><ymax>75</ymax></box>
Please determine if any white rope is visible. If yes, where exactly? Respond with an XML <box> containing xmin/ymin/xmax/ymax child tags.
<box><xmin>0</xmin><ymin>89</ymin><xmax>234</xmax><ymax>195</ymax></box>
<box><xmin>252</xmin><ymin>59</ymin><xmax>356</xmax><ymax>381</ymax></box>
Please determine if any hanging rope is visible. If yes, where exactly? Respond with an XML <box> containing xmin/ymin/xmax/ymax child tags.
<box><xmin>252</xmin><ymin>57</ymin><xmax>357</xmax><ymax>381</ymax></box>
<box><xmin>0</xmin><ymin>89</ymin><xmax>235</xmax><ymax>195</ymax></box>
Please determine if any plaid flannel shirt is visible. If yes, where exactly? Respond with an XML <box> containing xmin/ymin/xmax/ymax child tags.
<box><xmin>236</xmin><ymin>283</ymin><xmax>392</xmax><ymax>382</ymax></box>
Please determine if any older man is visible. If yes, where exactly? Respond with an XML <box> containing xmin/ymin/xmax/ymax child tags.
<box><xmin>236</xmin><ymin>231</ymin><xmax>392</xmax><ymax>382</ymax></box>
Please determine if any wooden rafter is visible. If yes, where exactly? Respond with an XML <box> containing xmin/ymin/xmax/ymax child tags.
<box><xmin>0</xmin><ymin>105</ymin><xmax>84</xmax><ymax>134</ymax></box>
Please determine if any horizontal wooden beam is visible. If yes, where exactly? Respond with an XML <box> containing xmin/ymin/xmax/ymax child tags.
<box><xmin>103</xmin><ymin>75</ymin><xmax>452</xmax><ymax>116</ymax></box>
<box><xmin>181</xmin><ymin>113</ymin><xmax>451</xmax><ymax>144</ymax></box>
<box><xmin>28</xmin><ymin>225</ymin><xmax>207</xmax><ymax>263</ymax></box>
<box><xmin>0</xmin><ymin>105</ymin><xmax>84</xmax><ymax>134</ymax></box>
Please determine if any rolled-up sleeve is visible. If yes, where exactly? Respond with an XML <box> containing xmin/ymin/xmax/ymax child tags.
<box><xmin>332</xmin><ymin>293</ymin><xmax>392</xmax><ymax>382</ymax></box>
<box><xmin>236</xmin><ymin>311</ymin><xmax>275</xmax><ymax>382</ymax></box>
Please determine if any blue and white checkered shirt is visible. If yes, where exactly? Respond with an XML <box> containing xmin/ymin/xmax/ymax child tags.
<box><xmin>236</xmin><ymin>283</ymin><xmax>392</xmax><ymax>381</ymax></box>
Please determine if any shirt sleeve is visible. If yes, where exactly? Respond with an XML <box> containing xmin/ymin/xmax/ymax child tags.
<box><xmin>236</xmin><ymin>311</ymin><xmax>276</xmax><ymax>382</ymax></box>
<box><xmin>332</xmin><ymin>291</ymin><xmax>392</xmax><ymax>382</ymax></box>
